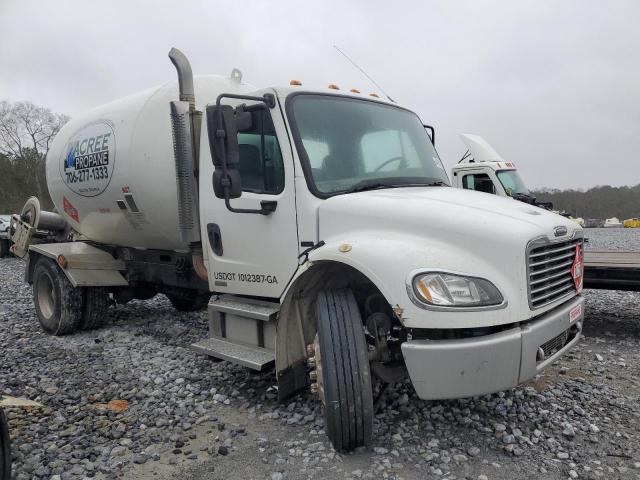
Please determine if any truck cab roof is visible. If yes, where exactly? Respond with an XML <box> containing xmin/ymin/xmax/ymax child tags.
<box><xmin>454</xmin><ymin>133</ymin><xmax>517</xmax><ymax>173</ymax></box>
<box><xmin>272</xmin><ymin>85</ymin><xmax>395</xmax><ymax>105</ymax></box>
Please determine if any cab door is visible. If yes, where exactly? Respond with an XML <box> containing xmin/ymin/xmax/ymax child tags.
<box><xmin>198</xmin><ymin>90</ymin><xmax>299</xmax><ymax>298</ymax></box>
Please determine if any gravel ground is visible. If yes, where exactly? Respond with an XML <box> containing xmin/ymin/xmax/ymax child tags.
<box><xmin>1</xmin><ymin>229</ymin><xmax>639</xmax><ymax>480</ymax></box>
<box><xmin>584</xmin><ymin>228</ymin><xmax>640</xmax><ymax>251</ymax></box>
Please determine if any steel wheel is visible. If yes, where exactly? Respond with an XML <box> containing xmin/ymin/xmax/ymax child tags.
<box><xmin>32</xmin><ymin>256</ymin><xmax>83</xmax><ymax>335</ymax></box>
<box><xmin>36</xmin><ymin>270</ymin><xmax>56</xmax><ymax>320</ymax></box>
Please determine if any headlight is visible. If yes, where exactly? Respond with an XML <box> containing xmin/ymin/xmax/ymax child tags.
<box><xmin>412</xmin><ymin>272</ymin><xmax>504</xmax><ymax>308</ymax></box>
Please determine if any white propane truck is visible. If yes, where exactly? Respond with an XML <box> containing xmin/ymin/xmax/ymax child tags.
<box><xmin>9</xmin><ymin>49</ymin><xmax>585</xmax><ymax>451</ymax></box>
<box><xmin>451</xmin><ymin>134</ymin><xmax>554</xmax><ymax>209</ymax></box>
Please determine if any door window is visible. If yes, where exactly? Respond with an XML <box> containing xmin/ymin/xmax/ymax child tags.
<box><xmin>237</xmin><ymin>110</ymin><xmax>284</xmax><ymax>194</ymax></box>
<box><xmin>461</xmin><ymin>173</ymin><xmax>496</xmax><ymax>194</ymax></box>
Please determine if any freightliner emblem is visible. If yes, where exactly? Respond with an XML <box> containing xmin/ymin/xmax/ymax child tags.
<box><xmin>554</xmin><ymin>226</ymin><xmax>568</xmax><ymax>237</ymax></box>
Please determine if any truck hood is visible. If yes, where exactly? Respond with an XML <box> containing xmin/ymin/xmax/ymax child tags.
<box><xmin>318</xmin><ymin>186</ymin><xmax>578</xmax><ymax>242</ymax></box>
<box><xmin>315</xmin><ymin>186</ymin><xmax>581</xmax><ymax>329</ymax></box>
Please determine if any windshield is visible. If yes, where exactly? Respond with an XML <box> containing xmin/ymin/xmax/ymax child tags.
<box><xmin>288</xmin><ymin>95</ymin><xmax>449</xmax><ymax>195</ymax></box>
<box><xmin>496</xmin><ymin>169</ymin><xmax>530</xmax><ymax>196</ymax></box>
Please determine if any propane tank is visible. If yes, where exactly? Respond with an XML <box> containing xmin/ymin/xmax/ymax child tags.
<box><xmin>46</xmin><ymin>68</ymin><xmax>254</xmax><ymax>251</ymax></box>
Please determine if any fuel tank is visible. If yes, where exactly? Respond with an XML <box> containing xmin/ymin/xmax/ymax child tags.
<box><xmin>46</xmin><ymin>76</ymin><xmax>253</xmax><ymax>251</ymax></box>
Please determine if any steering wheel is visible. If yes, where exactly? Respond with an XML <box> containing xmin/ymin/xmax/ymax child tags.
<box><xmin>373</xmin><ymin>156</ymin><xmax>406</xmax><ymax>172</ymax></box>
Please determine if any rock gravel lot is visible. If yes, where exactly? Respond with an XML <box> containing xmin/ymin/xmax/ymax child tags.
<box><xmin>1</xmin><ymin>230</ymin><xmax>639</xmax><ymax>480</ymax></box>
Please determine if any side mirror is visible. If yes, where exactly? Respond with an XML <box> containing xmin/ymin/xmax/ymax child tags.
<box><xmin>206</xmin><ymin>104</ymin><xmax>242</xmax><ymax>199</ymax></box>
<box><xmin>205</xmin><ymin>92</ymin><xmax>277</xmax><ymax>216</ymax></box>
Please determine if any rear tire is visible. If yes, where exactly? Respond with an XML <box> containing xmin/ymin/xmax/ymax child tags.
<box><xmin>166</xmin><ymin>291</ymin><xmax>210</xmax><ymax>312</ymax></box>
<box><xmin>79</xmin><ymin>287</ymin><xmax>110</xmax><ymax>330</ymax></box>
<box><xmin>315</xmin><ymin>289</ymin><xmax>373</xmax><ymax>452</ymax></box>
<box><xmin>32</xmin><ymin>256</ymin><xmax>82</xmax><ymax>335</ymax></box>
<box><xmin>0</xmin><ymin>407</ymin><xmax>10</xmax><ymax>480</ymax></box>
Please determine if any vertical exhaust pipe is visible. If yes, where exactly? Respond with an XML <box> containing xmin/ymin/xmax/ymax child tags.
<box><xmin>168</xmin><ymin>48</ymin><xmax>207</xmax><ymax>281</ymax></box>
<box><xmin>169</xmin><ymin>47</ymin><xmax>196</xmax><ymax>112</ymax></box>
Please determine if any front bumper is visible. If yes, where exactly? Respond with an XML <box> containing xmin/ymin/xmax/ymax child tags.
<box><xmin>402</xmin><ymin>295</ymin><xmax>584</xmax><ymax>400</ymax></box>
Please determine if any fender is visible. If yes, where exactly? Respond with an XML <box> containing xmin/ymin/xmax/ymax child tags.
<box><xmin>27</xmin><ymin>242</ymin><xmax>128</xmax><ymax>287</ymax></box>
<box><xmin>285</xmin><ymin>232</ymin><xmax>525</xmax><ymax>329</ymax></box>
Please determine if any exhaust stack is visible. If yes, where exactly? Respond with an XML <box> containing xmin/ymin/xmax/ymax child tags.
<box><xmin>169</xmin><ymin>47</ymin><xmax>196</xmax><ymax>111</ymax></box>
<box><xmin>168</xmin><ymin>48</ymin><xmax>206</xmax><ymax>279</ymax></box>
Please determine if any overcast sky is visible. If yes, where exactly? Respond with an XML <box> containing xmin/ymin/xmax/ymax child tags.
<box><xmin>1</xmin><ymin>0</ymin><xmax>638</xmax><ymax>190</ymax></box>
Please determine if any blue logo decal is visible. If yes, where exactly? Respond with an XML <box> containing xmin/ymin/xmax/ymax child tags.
<box><xmin>65</xmin><ymin>147</ymin><xmax>75</xmax><ymax>170</ymax></box>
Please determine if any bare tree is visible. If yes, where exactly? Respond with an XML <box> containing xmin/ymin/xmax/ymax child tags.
<box><xmin>0</xmin><ymin>101</ymin><xmax>69</xmax><ymax>209</ymax></box>
<box><xmin>0</xmin><ymin>101</ymin><xmax>69</xmax><ymax>157</ymax></box>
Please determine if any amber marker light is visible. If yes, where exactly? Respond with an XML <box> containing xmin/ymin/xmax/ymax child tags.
<box><xmin>328</xmin><ymin>84</ymin><xmax>340</xmax><ymax>90</ymax></box>
<box><xmin>350</xmin><ymin>88</ymin><xmax>360</xmax><ymax>93</ymax></box>
<box><xmin>57</xmin><ymin>255</ymin><xmax>68</xmax><ymax>269</ymax></box>
<box><xmin>369</xmin><ymin>93</ymin><xmax>380</xmax><ymax>98</ymax></box>
<box><xmin>416</xmin><ymin>280</ymin><xmax>433</xmax><ymax>303</ymax></box>
<box><xmin>289</xmin><ymin>80</ymin><xmax>302</xmax><ymax>86</ymax></box>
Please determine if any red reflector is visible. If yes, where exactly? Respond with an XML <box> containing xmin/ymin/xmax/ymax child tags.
<box><xmin>571</xmin><ymin>244</ymin><xmax>583</xmax><ymax>293</ymax></box>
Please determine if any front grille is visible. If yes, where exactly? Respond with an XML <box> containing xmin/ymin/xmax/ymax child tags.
<box><xmin>527</xmin><ymin>237</ymin><xmax>582</xmax><ymax>309</ymax></box>
<box><xmin>540</xmin><ymin>329</ymin><xmax>569</xmax><ymax>358</ymax></box>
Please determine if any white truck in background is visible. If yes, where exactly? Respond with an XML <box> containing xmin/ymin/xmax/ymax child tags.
<box><xmin>10</xmin><ymin>49</ymin><xmax>585</xmax><ymax>451</ymax></box>
<box><xmin>451</xmin><ymin>133</ymin><xmax>554</xmax><ymax>210</ymax></box>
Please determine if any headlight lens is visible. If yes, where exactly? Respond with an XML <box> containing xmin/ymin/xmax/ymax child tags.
<box><xmin>413</xmin><ymin>272</ymin><xmax>504</xmax><ymax>307</ymax></box>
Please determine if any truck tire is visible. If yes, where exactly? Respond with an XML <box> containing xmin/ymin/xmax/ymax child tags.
<box><xmin>166</xmin><ymin>291</ymin><xmax>210</xmax><ymax>312</ymax></box>
<box><xmin>0</xmin><ymin>408</ymin><xmax>10</xmax><ymax>480</ymax></box>
<box><xmin>79</xmin><ymin>287</ymin><xmax>110</xmax><ymax>330</ymax></box>
<box><xmin>0</xmin><ymin>240</ymin><xmax>8</xmax><ymax>259</ymax></box>
<box><xmin>32</xmin><ymin>256</ymin><xmax>83</xmax><ymax>335</ymax></box>
<box><xmin>315</xmin><ymin>289</ymin><xmax>374</xmax><ymax>452</ymax></box>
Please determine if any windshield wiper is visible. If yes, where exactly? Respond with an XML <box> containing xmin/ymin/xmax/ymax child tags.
<box><xmin>421</xmin><ymin>180</ymin><xmax>448</xmax><ymax>187</ymax></box>
<box><xmin>512</xmin><ymin>192</ymin><xmax>535</xmax><ymax>204</ymax></box>
<box><xmin>345</xmin><ymin>180</ymin><xmax>401</xmax><ymax>193</ymax></box>
<box><xmin>342</xmin><ymin>179</ymin><xmax>448</xmax><ymax>194</ymax></box>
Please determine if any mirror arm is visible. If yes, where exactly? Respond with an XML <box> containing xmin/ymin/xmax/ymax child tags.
<box><xmin>423</xmin><ymin>124</ymin><xmax>435</xmax><ymax>145</ymax></box>
<box><xmin>216</xmin><ymin>93</ymin><xmax>276</xmax><ymax>109</ymax></box>
<box><xmin>223</xmin><ymin>196</ymin><xmax>277</xmax><ymax>215</ymax></box>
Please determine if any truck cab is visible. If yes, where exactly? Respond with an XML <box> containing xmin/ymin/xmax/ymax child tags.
<box><xmin>451</xmin><ymin>134</ymin><xmax>551</xmax><ymax>208</ymax></box>
<box><xmin>10</xmin><ymin>49</ymin><xmax>585</xmax><ymax>453</ymax></box>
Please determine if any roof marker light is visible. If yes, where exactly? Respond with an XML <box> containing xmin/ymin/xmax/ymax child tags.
<box><xmin>369</xmin><ymin>93</ymin><xmax>379</xmax><ymax>98</ymax></box>
<box><xmin>328</xmin><ymin>84</ymin><xmax>340</xmax><ymax>90</ymax></box>
<box><xmin>350</xmin><ymin>88</ymin><xmax>360</xmax><ymax>93</ymax></box>
<box><xmin>289</xmin><ymin>80</ymin><xmax>302</xmax><ymax>86</ymax></box>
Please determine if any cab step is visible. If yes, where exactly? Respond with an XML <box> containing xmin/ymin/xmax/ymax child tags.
<box><xmin>209</xmin><ymin>295</ymin><xmax>279</xmax><ymax>321</ymax></box>
<box><xmin>191</xmin><ymin>336</ymin><xmax>275</xmax><ymax>371</ymax></box>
